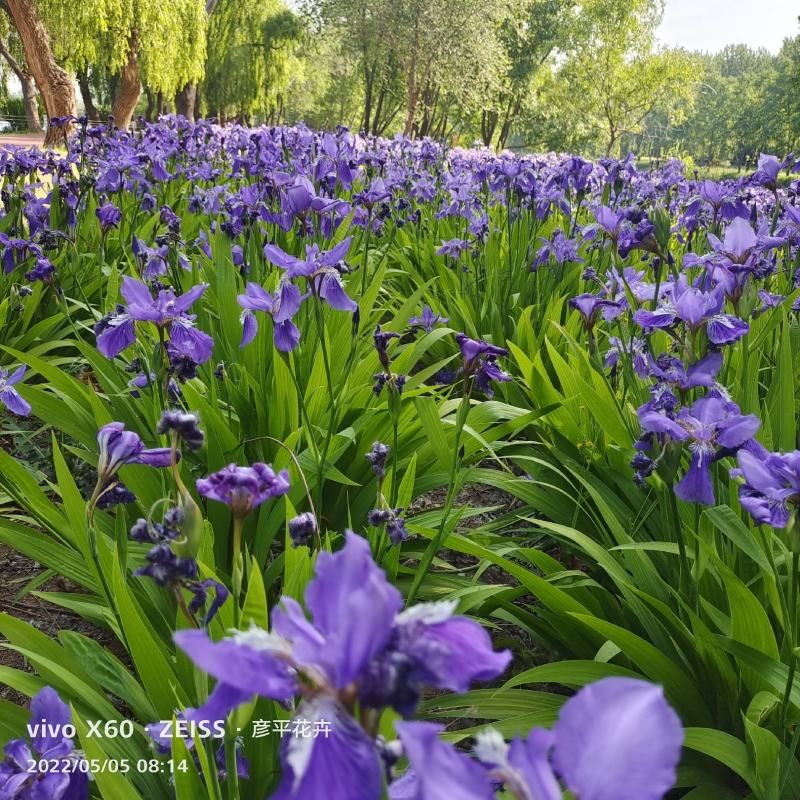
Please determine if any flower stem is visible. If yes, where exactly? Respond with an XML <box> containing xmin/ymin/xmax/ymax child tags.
<box><xmin>406</xmin><ymin>387</ymin><xmax>471</xmax><ymax>605</ymax></box>
<box><xmin>312</xmin><ymin>298</ymin><xmax>337</xmax><ymax>525</ymax></box>
<box><xmin>231</xmin><ymin>515</ymin><xmax>244</xmax><ymax>626</ymax></box>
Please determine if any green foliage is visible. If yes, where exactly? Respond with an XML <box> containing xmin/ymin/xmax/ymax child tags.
<box><xmin>202</xmin><ymin>0</ymin><xmax>302</xmax><ymax>121</ymax></box>
<box><xmin>33</xmin><ymin>0</ymin><xmax>206</xmax><ymax>96</ymax></box>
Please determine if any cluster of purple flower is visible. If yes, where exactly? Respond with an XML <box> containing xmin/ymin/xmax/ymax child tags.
<box><xmin>169</xmin><ymin>532</ymin><xmax>682</xmax><ymax>799</ymax></box>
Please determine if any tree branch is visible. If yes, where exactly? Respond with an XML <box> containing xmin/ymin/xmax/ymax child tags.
<box><xmin>0</xmin><ymin>32</ymin><xmax>25</xmax><ymax>80</ymax></box>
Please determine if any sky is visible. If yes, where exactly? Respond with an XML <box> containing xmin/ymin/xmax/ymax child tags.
<box><xmin>657</xmin><ymin>0</ymin><xmax>798</xmax><ymax>54</ymax></box>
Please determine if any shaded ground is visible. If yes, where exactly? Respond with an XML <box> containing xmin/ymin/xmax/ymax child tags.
<box><xmin>0</xmin><ymin>420</ymin><xmax>117</xmax><ymax>706</ymax></box>
<box><xmin>0</xmin><ymin>544</ymin><xmax>121</xmax><ymax>706</ymax></box>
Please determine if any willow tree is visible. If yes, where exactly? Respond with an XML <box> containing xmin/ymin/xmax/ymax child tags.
<box><xmin>36</xmin><ymin>0</ymin><xmax>206</xmax><ymax>129</ymax></box>
<box><xmin>3</xmin><ymin>0</ymin><xmax>74</xmax><ymax>143</ymax></box>
<box><xmin>0</xmin><ymin>11</ymin><xmax>42</xmax><ymax>132</ymax></box>
<box><xmin>202</xmin><ymin>0</ymin><xmax>301</xmax><ymax>123</ymax></box>
<box><xmin>3</xmin><ymin>0</ymin><xmax>206</xmax><ymax>136</ymax></box>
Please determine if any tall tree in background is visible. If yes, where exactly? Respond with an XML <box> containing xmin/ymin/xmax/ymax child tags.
<box><xmin>772</xmin><ymin>36</ymin><xmax>800</xmax><ymax>155</ymax></box>
<box><xmin>3</xmin><ymin>0</ymin><xmax>74</xmax><ymax>143</ymax></box>
<box><xmin>41</xmin><ymin>0</ymin><xmax>207</xmax><ymax>129</ymax></box>
<box><xmin>386</xmin><ymin>0</ymin><xmax>507</xmax><ymax>137</ymax></box>
<box><xmin>549</xmin><ymin>0</ymin><xmax>696</xmax><ymax>155</ymax></box>
<box><xmin>176</xmin><ymin>0</ymin><xmax>220</xmax><ymax>122</ymax></box>
<box><xmin>481</xmin><ymin>0</ymin><xmax>571</xmax><ymax>149</ymax></box>
<box><xmin>0</xmin><ymin>11</ymin><xmax>42</xmax><ymax>132</ymax></box>
<box><xmin>305</xmin><ymin>0</ymin><xmax>401</xmax><ymax>135</ymax></box>
<box><xmin>203</xmin><ymin>0</ymin><xmax>301</xmax><ymax>123</ymax></box>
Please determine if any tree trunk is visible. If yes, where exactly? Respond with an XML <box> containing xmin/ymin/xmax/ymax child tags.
<box><xmin>403</xmin><ymin>19</ymin><xmax>420</xmax><ymax>137</ymax></box>
<box><xmin>144</xmin><ymin>87</ymin><xmax>155</xmax><ymax>121</ymax></box>
<box><xmin>111</xmin><ymin>41</ymin><xmax>141</xmax><ymax>130</ymax></box>
<box><xmin>20</xmin><ymin>74</ymin><xmax>41</xmax><ymax>131</ymax></box>
<box><xmin>77</xmin><ymin>68</ymin><xmax>99</xmax><ymax>121</ymax></box>
<box><xmin>481</xmin><ymin>110</ymin><xmax>497</xmax><ymax>148</ymax></box>
<box><xmin>372</xmin><ymin>84</ymin><xmax>386</xmax><ymax>136</ymax></box>
<box><xmin>403</xmin><ymin>63</ymin><xmax>418</xmax><ymax>137</ymax></box>
<box><xmin>5</xmin><ymin>0</ymin><xmax>75</xmax><ymax>144</ymax></box>
<box><xmin>362</xmin><ymin>62</ymin><xmax>374</xmax><ymax>134</ymax></box>
<box><xmin>175</xmin><ymin>83</ymin><xmax>197</xmax><ymax>122</ymax></box>
<box><xmin>0</xmin><ymin>36</ymin><xmax>42</xmax><ymax>132</ymax></box>
<box><xmin>496</xmin><ymin>96</ymin><xmax>521</xmax><ymax>151</ymax></box>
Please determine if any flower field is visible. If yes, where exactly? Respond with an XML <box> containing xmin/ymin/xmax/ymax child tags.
<box><xmin>1</xmin><ymin>117</ymin><xmax>800</xmax><ymax>798</ymax></box>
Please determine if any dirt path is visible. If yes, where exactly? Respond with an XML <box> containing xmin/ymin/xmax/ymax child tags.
<box><xmin>0</xmin><ymin>133</ymin><xmax>46</xmax><ymax>148</ymax></box>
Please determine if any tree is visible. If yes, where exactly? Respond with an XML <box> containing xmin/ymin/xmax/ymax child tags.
<box><xmin>764</xmin><ymin>36</ymin><xmax>800</xmax><ymax>156</ymax></box>
<box><xmin>282</xmin><ymin>35</ymin><xmax>364</xmax><ymax>130</ymax></box>
<box><xmin>0</xmin><ymin>12</ymin><xmax>42</xmax><ymax>132</ymax></box>
<box><xmin>3</xmin><ymin>0</ymin><xmax>74</xmax><ymax>143</ymax></box>
<box><xmin>481</xmin><ymin>0</ymin><xmax>572</xmax><ymax>149</ymax></box>
<box><xmin>29</xmin><ymin>0</ymin><xmax>207</xmax><ymax>130</ymax></box>
<box><xmin>304</xmin><ymin>0</ymin><xmax>403</xmax><ymax>135</ymax></box>
<box><xmin>202</xmin><ymin>0</ymin><xmax>301</xmax><ymax>123</ymax></box>
<box><xmin>176</xmin><ymin>0</ymin><xmax>220</xmax><ymax>122</ymax></box>
<box><xmin>306</xmin><ymin>0</ymin><xmax>507</xmax><ymax>138</ymax></box>
<box><xmin>385</xmin><ymin>0</ymin><xmax>507</xmax><ymax>137</ymax></box>
<box><xmin>547</xmin><ymin>0</ymin><xmax>696</xmax><ymax>155</ymax></box>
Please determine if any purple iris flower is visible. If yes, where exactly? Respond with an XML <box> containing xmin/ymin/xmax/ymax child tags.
<box><xmin>0</xmin><ymin>365</ymin><xmax>30</xmax><ymax>416</ymax></box>
<box><xmin>359</xmin><ymin>176</ymin><xmax>392</xmax><ymax>209</ymax></box>
<box><xmin>95</xmin><ymin>276</ymin><xmax>214</xmax><ymax>363</ymax></box>
<box><xmin>569</xmin><ymin>293</ymin><xmax>620</xmax><ymax>331</ymax></box>
<box><xmin>391</xmin><ymin>722</ymin><xmax>496</xmax><ymax>799</ymax></box>
<box><xmin>132</xmin><ymin>235</ymin><xmax>170</xmax><ymax>278</ymax></box>
<box><xmin>706</xmin><ymin>216</ymin><xmax>758</xmax><ymax>266</ymax></box>
<box><xmin>633</xmin><ymin>275</ymin><xmax>748</xmax><ymax>346</ymax></box>
<box><xmin>0</xmin><ymin>687</ymin><xmax>88</xmax><ymax>800</ymax></box>
<box><xmin>639</xmin><ymin>394</ymin><xmax>760</xmax><ymax>505</ymax></box>
<box><xmin>648</xmin><ymin>351</ymin><xmax>723</xmax><ymax>391</ymax></box>
<box><xmin>593</xmin><ymin>205</ymin><xmax>624</xmax><ymax>240</ymax></box>
<box><xmin>550</xmin><ymin>677</ymin><xmax>682</xmax><ymax>800</ymax></box>
<box><xmin>456</xmin><ymin>334</ymin><xmax>511</xmax><ymax>394</ymax></box>
<box><xmin>533</xmin><ymin>230</ymin><xmax>584</xmax><ymax>269</ymax></box>
<box><xmin>777</xmin><ymin>204</ymin><xmax>800</xmax><ymax>244</ymax></box>
<box><xmin>263</xmin><ymin>238</ymin><xmax>357</xmax><ymax>312</ymax></box>
<box><xmin>281</xmin><ymin>177</ymin><xmax>316</xmax><ymax>215</ymax></box>
<box><xmin>24</xmin><ymin>257</ymin><xmax>54</xmax><ymax>283</ymax></box>
<box><xmin>392</xmin><ymin>677</ymin><xmax>682</xmax><ymax>800</ymax></box>
<box><xmin>238</xmin><ymin>280</ymin><xmax>302</xmax><ymax>351</ymax></box>
<box><xmin>699</xmin><ymin>180</ymin><xmax>728</xmax><ymax>211</ymax></box>
<box><xmin>473</xmin><ymin>356</ymin><xmax>512</xmax><ymax>397</ymax></box>
<box><xmin>173</xmin><ymin>533</ymin><xmax>510</xmax><ymax>799</ymax></box>
<box><xmin>754</xmin><ymin>290</ymin><xmax>785</xmax><ymax>317</ymax></box>
<box><xmin>0</xmin><ymin>233</ymin><xmax>42</xmax><ymax>274</ymax></box>
<box><xmin>196</xmin><ymin>463</ymin><xmax>290</xmax><ymax>517</ymax></box>
<box><xmin>456</xmin><ymin>334</ymin><xmax>508</xmax><ymax>367</ymax></box>
<box><xmin>95</xmin><ymin>201</ymin><xmax>122</xmax><ymax>232</ymax></box>
<box><xmin>436</xmin><ymin>238</ymin><xmax>470</xmax><ymax>258</ymax></box>
<box><xmin>475</xmin><ymin>728</ymin><xmax>561</xmax><ymax>800</ymax></box>
<box><xmin>96</xmin><ymin>422</ymin><xmax>173</xmax><ymax>488</ymax></box>
<box><xmin>366</xmin><ymin>441</ymin><xmax>390</xmax><ymax>478</ymax></box>
<box><xmin>752</xmin><ymin>153</ymin><xmax>782</xmax><ymax>189</ymax></box>
<box><xmin>604</xmin><ymin>336</ymin><xmax>649</xmax><ymax>379</ymax></box>
<box><xmin>734</xmin><ymin>443</ymin><xmax>800</xmax><ymax>528</ymax></box>
<box><xmin>617</xmin><ymin>216</ymin><xmax>658</xmax><ymax>258</ymax></box>
<box><xmin>409</xmin><ymin>305</ymin><xmax>448</xmax><ymax>333</ymax></box>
